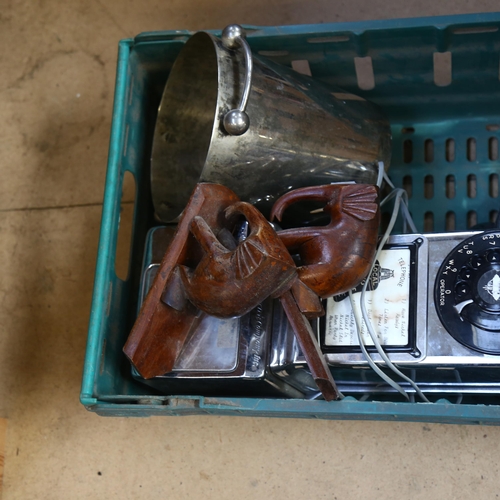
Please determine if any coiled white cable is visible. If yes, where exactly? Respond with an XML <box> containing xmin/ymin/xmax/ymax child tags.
<box><xmin>350</xmin><ymin>178</ymin><xmax>430</xmax><ymax>403</ymax></box>
<box><xmin>349</xmin><ymin>289</ymin><xmax>411</xmax><ymax>399</ymax></box>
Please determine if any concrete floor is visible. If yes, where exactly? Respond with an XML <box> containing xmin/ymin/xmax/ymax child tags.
<box><xmin>2</xmin><ymin>1</ymin><xmax>500</xmax><ymax>498</ymax></box>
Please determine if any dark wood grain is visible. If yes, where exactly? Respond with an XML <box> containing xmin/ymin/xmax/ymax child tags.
<box><xmin>180</xmin><ymin>201</ymin><xmax>297</xmax><ymax>318</ymax></box>
<box><xmin>123</xmin><ymin>183</ymin><xmax>240</xmax><ymax>379</ymax></box>
<box><xmin>270</xmin><ymin>183</ymin><xmax>380</xmax><ymax>298</ymax></box>
<box><xmin>125</xmin><ymin>183</ymin><xmax>379</xmax><ymax>400</ymax></box>
<box><xmin>280</xmin><ymin>290</ymin><xmax>340</xmax><ymax>401</ymax></box>
<box><xmin>174</xmin><ymin>197</ymin><xmax>341</xmax><ymax>400</ymax></box>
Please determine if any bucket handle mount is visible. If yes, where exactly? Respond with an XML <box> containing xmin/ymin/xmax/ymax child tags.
<box><xmin>221</xmin><ymin>25</ymin><xmax>253</xmax><ymax>136</ymax></box>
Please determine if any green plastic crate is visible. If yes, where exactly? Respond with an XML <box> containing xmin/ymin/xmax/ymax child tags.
<box><xmin>81</xmin><ymin>13</ymin><xmax>500</xmax><ymax>423</ymax></box>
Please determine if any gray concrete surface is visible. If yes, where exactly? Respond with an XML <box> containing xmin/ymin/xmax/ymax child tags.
<box><xmin>2</xmin><ymin>1</ymin><xmax>500</xmax><ymax>498</ymax></box>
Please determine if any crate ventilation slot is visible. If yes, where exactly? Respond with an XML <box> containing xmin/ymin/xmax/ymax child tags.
<box><xmin>291</xmin><ymin>60</ymin><xmax>312</xmax><ymax>76</ymax></box>
<box><xmin>417</xmin><ymin>210</ymin><xmax>500</xmax><ymax>231</ymax></box>
<box><xmin>446</xmin><ymin>175</ymin><xmax>456</xmax><ymax>199</ymax></box>
<box><xmin>424</xmin><ymin>175</ymin><xmax>434</xmax><ymax>199</ymax></box>
<box><xmin>489</xmin><ymin>138</ymin><xmax>499</xmax><ymax>161</ymax></box>
<box><xmin>396</xmin><ymin>135</ymin><xmax>495</xmax><ymax>164</ymax></box>
<box><xmin>403</xmin><ymin>139</ymin><xmax>413</xmax><ymax>163</ymax></box>
<box><xmin>307</xmin><ymin>35</ymin><xmax>349</xmax><ymax>43</ymax></box>
<box><xmin>467</xmin><ymin>174</ymin><xmax>477</xmax><ymax>198</ymax></box>
<box><xmin>258</xmin><ymin>50</ymin><xmax>289</xmax><ymax>57</ymax></box>
<box><xmin>434</xmin><ymin>52</ymin><xmax>452</xmax><ymax>87</ymax></box>
<box><xmin>467</xmin><ymin>138</ymin><xmax>477</xmax><ymax>162</ymax></box>
<box><xmin>401</xmin><ymin>127</ymin><xmax>415</xmax><ymax>134</ymax></box>
<box><xmin>424</xmin><ymin>139</ymin><xmax>434</xmax><ymax>163</ymax></box>
<box><xmin>403</xmin><ymin>175</ymin><xmax>412</xmax><ymax>198</ymax></box>
<box><xmin>467</xmin><ymin>210</ymin><xmax>478</xmax><ymax>228</ymax></box>
<box><xmin>490</xmin><ymin>174</ymin><xmax>499</xmax><ymax>198</ymax></box>
<box><xmin>446</xmin><ymin>139</ymin><xmax>455</xmax><ymax>162</ymax></box>
<box><xmin>354</xmin><ymin>56</ymin><xmax>375</xmax><ymax>90</ymax></box>
<box><xmin>424</xmin><ymin>212</ymin><xmax>434</xmax><ymax>232</ymax></box>
<box><xmin>446</xmin><ymin>211</ymin><xmax>456</xmax><ymax>231</ymax></box>
<box><xmin>403</xmin><ymin>174</ymin><xmax>498</xmax><ymax>201</ymax></box>
<box><xmin>397</xmin><ymin>137</ymin><xmax>498</xmax><ymax>163</ymax></box>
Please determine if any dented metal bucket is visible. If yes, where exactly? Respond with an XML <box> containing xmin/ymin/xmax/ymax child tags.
<box><xmin>151</xmin><ymin>25</ymin><xmax>391</xmax><ymax>223</ymax></box>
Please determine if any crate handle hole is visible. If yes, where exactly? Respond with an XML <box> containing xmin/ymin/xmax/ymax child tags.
<box><xmin>446</xmin><ymin>138</ymin><xmax>455</xmax><ymax>162</ymax></box>
<box><xmin>489</xmin><ymin>137</ymin><xmax>499</xmax><ymax>161</ymax></box>
<box><xmin>354</xmin><ymin>56</ymin><xmax>375</xmax><ymax>90</ymax></box>
<box><xmin>446</xmin><ymin>175</ymin><xmax>456</xmax><ymax>199</ymax></box>
<box><xmin>434</xmin><ymin>52</ymin><xmax>452</xmax><ymax>87</ymax></box>
<box><xmin>115</xmin><ymin>170</ymin><xmax>136</xmax><ymax>281</ymax></box>
<box><xmin>291</xmin><ymin>60</ymin><xmax>312</xmax><ymax>76</ymax></box>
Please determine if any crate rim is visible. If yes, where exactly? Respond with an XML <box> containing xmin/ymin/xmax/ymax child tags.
<box><xmin>132</xmin><ymin>12</ymin><xmax>500</xmax><ymax>43</ymax></box>
<box><xmin>82</xmin><ymin>12</ymin><xmax>500</xmax><ymax>422</ymax></box>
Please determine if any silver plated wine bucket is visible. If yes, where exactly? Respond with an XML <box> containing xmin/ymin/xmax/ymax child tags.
<box><xmin>151</xmin><ymin>25</ymin><xmax>391</xmax><ymax>223</ymax></box>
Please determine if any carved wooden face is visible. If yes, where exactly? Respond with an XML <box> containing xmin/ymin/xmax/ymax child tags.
<box><xmin>179</xmin><ymin>201</ymin><xmax>297</xmax><ymax>318</ymax></box>
<box><xmin>270</xmin><ymin>184</ymin><xmax>381</xmax><ymax>298</ymax></box>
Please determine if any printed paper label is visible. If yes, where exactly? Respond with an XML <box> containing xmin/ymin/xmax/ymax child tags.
<box><xmin>325</xmin><ymin>248</ymin><xmax>411</xmax><ymax>347</ymax></box>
